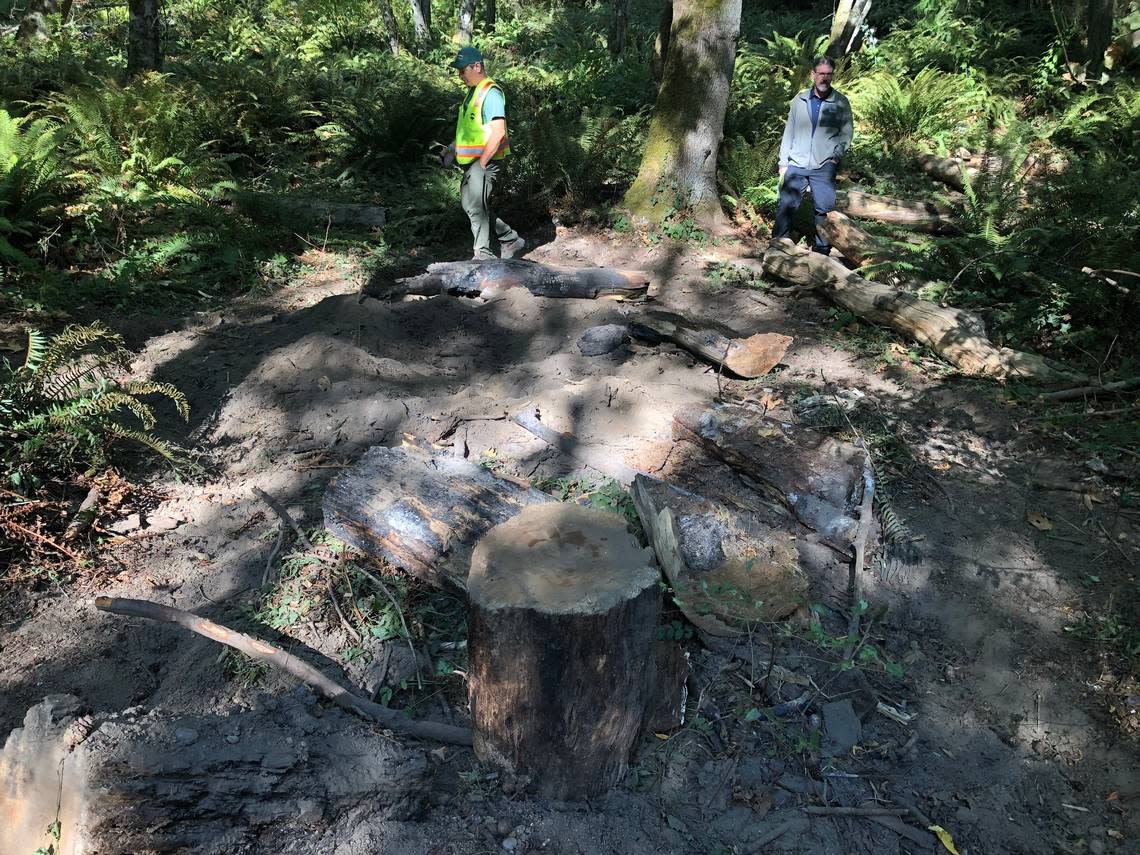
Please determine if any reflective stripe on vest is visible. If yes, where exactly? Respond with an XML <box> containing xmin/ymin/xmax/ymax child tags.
<box><xmin>455</xmin><ymin>77</ymin><xmax>511</xmax><ymax>165</ymax></box>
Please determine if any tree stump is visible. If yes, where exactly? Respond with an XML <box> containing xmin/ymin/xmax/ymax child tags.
<box><xmin>467</xmin><ymin>503</ymin><xmax>661</xmax><ymax>799</ymax></box>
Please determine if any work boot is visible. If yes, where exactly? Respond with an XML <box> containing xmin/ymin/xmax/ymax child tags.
<box><xmin>500</xmin><ymin>236</ymin><xmax>526</xmax><ymax>260</ymax></box>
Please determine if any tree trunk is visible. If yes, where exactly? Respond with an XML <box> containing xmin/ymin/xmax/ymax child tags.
<box><xmin>376</xmin><ymin>258</ymin><xmax>651</xmax><ymax>301</ymax></box>
<box><xmin>624</xmin><ymin>0</ymin><xmax>742</xmax><ymax>228</ymax></box>
<box><xmin>127</xmin><ymin>0</ymin><xmax>162</xmax><ymax>75</ymax></box>
<box><xmin>486</xmin><ymin>0</ymin><xmax>496</xmax><ymax>32</ymax></box>
<box><xmin>762</xmin><ymin>238</ymin><xmax>1083</xmax><ymax>382</ymax></box>
<box><xmin>836</xmin><ymin>189</ymin><xmax>960</xmax><ymax>233</ymax></box>
<box><xmin>379</xmin><ymin>0</ymin><xmax>400</xmax><ymax>55</ymax></box>
<box><xmin>829</xmin><ymin>0</ymin><xmax>872</xmax><ymax>57</ymax></box>
<box><xmin>1086</xmin><ymin>0</ymin><xmax>1115</xmax><ymax>77</ymax></box>
<box><xmin>410</xmin><ymin>0</ymin><xmax>430</xmax><ymax>43</ymax></box>
<box><xmin>630</xmin><ymin>309</ymin><xmax>791</xmax><ymax>378</ymax></box>
<box><xmin>457</xmin><ymin>0</ymin><xmax>475</xmax><ymax>42</ymax></box>
<box><xmin>610</xmin><ymin>0</ymin><xmax>630</xmax><ymax>56</ymax></box>
<box><xmin>18</xmin><ymin>0</ymin><xmax>61</xmax><ymax>45</ymax></box>
<box><xmin>651</xmin><ymin>0</ymin><xmax>673</xmax><ymax>81</ymax></box>
<box><xmin>671</xmin><ymin>401</ymin><xmax>866</xmax><ymax>548</ymax></box>
<box><xmin>323</xmin><ymin>445</ymin><xmax>554</xmax><ymax>591</ymax></box>
<box><xmin>632</xmin><ymin>474</ymin><xmax>808</xmax><ymax>636</ymax></box>
<box><xmin>467</xmin><ymin>504</ymin><xmax>661</xmax><ymax>799</ymax></box>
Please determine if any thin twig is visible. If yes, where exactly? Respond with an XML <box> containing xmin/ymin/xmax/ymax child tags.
<box><xmin>94</xmin><ymin>596</ymin><xmax>470</xmax><ymax>745</ymax></box>
<box><xmin>352</xmin><ymin>562</ymin><xmax>423</xmax><ymax>690</ymax></box>
<box><xmin>253</xmin><ymin>487</ymin><xmax>313</xmax><ymax>550</ymax></box>
<box><xmin>326</xmin><ymin>553</ymin><xmax>362</xmax><ymax>643</ymax></box>
<box><xmin>261</xmin><ymin>526</ymin><xmax>284</xmax><ymax>587</ymax></box>
<box><xmin>4</xmin><ymin>519</ymin><xmax>82</xmax><ymax>561</ymax></box>
<box><xmin>802</xmin><ymin>806</ymin><xmax>907</xmax><ymax>817</ymax></box>
<box><xmin>1022</xmin><ymin>404</ymin><xmax>1140</xmax><ymax>422</ymax></box>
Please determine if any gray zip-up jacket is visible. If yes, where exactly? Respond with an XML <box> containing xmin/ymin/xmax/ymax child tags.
<box><xmin>778</xmin><ymin>88</ymin><xmax>853</xmax><ymax>170</ymax></box>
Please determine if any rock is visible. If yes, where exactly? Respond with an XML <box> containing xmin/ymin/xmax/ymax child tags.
<box><xmin>821</xmin><ymin>699</ymin><xmax>862</xmax><ymax>756</ymax></box>
<box><xmin>577</xmin><ymin>324</ymin><xmax>628</xmax><ymax>356</ymax></box>
<box><xmin>173</xmin><ymin>727</ymin><xmax>199</xmax><ymax>746</ymax></box>
<box><xmin>109</xmin><ymin>513</ymin><xmax>141</xmax><ymax>534</ymax></box>
<box><xmin>145</xmin><ymin>515</ymin><xmax>181</xmax><ymax>532</ymax></box>
<box><xmin>502</xmin><ymin>837</ymin><xmax>519</xmax><ymax>851</ymax></box>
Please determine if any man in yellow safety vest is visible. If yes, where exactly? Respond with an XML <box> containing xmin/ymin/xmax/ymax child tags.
<box><xmin>445</xmin><ymin>45</ymin><xmax>525</xmax><ymax>261</ymax></box>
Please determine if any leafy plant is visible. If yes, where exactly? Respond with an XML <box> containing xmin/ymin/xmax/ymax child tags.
<box><xmin>0</xmin><ymin>323</ymin><xmax>190</xmax><ymax>486</ymax></box>
<box><xmin>0</xmin><ymin>108</ymin><xmax>69</xmax><ymax>263</ymax></box>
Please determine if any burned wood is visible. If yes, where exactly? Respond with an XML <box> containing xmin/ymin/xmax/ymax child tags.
<box><xmin>94</xmin><ymin>596</ymin><xmax>472</xmax><ymax>745</ymax></box>
<box><xmin>672</xmin><ymin>402</ymin><xmax>865</xmax><ymax>548</ymax></box>
<box><xmin>836</xmin><ymin>190</ymin><xmax>959</xmax><ymax>233</ymax></box>
<box><xmin>237</xmin><ymin>192</ymin><xmax>387</xmax><ymax>227</ymax></box>
<box><xmin>762</xmin><ymin>238</ymin><xmax>1082</xmax><ymax>383</ymax></box>
<box><xmin>382</xmin><ymin>259</ymin><xmax>650</xmax><ymax>301</ymax></box>
<box><xmin>323</xmin><ymin>445</ymin><xmax>553</xmax><ymax>590</ymax></box>
<box><xmin>630</xmin><ymin>309</ymin><xmax>791</xmax><ymax>378</ymax></box>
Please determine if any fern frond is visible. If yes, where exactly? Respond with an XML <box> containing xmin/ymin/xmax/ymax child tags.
<box><xmin>22</xmin><ymin>329</ymin><xmax>47</xmax><ymax>373</ymax></box>
<box><xmin>119</xmin><ymin>380</ymin><xmax>190</xmax><ymax>421</ymax></box>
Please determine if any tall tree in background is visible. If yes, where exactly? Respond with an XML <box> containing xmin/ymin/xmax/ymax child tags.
<box><xmin>610</xmin><ymin>0</ymin><xmax>630</xmax><ymax>56</ymax></box>
<box><xmin>379</xmin><ymin>0</ymin><xmax>401</xmax><ymax>55</ymax></box>
<box><xmin>486</xmin><ymin>0</ymin><xmax>496</xmax><ymax>33</ymax></box>
<box><xmin>127</xmin><ymin>0</ymin><xmax>162</xmax><ymax>75</ymax></box>
<box><xmin>1086</xmin><ymin>0</ymin><xmax>1115</xmax><ymax>76</ymax></box>
<box><xmin>651</xmin><ymin>1</ymin><xmax>673</xmax><ymax>82</ymax></box>
<box><xmin>829</xmin><ymin>0</ymin><xmax>871</xmax><ymax>57</ymax></box>
<box><xmin>457</xmin><ymin>0</ymin><xmax>476</xmax><ymax>42</ymax></box>
<box><xmin>623</xmin><ymin>0</ymin><xmax>742</xmax><ymax>228</ymax></box>
<box><xmin>410</xmin><ymin>0</ymin><xmax>431</xmax><ymax>44</ymax></box>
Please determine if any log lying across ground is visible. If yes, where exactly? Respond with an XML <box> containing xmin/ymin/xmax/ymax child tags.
<box><xmin>763</xmin><ymin>238</ymin><xmax>1082</xmax><ymax>382</ymax></box>
<box><xmin>630</xmin><ymin>309</ymin><xmax>792</xmax><ymax>378</ymax></box>
<box><xmin>672</xmin><ymin>402</ymin><xmax>866</xmax><ymax>549</ymax></box>
<box><xmin>815</xmin><ymin>210</ymin><xmax>892</xmax><ymax>267</ymax></box>
<box><xmin>238</xmin><ymin>192</ymin><xmax>387</xmax><ymax>227</ymax></box>
<box><xmin>836</xmin><ymin>189</ymin><xmax>959</xmax><ymax>233</ymax></box>
<box><xmin>382</xmin><ymin>259</ymin><xmax>651</xmax><ymax>301</ymax></box>
<box><xmin>632</xmin><ymin>474</ymin><xmax>808</xmax><ymax>636</ymax></box>
<box><xmin>467</xmin><ymin>504</ymin><xmax>661</xmax><ymax>799</ymax></box>
<box><xmin>916</xmin><ymin>153</ymin><xmax>1067</xmax><ymax>192</ymax></box>
<box><xmin>323</xmin><ymin>445</ymin><xmax>553</xmax><ymax>591</ymax></box>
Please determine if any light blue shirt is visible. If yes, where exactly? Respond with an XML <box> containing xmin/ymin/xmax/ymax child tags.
<box><xmin>480</xmin><ymin>86</ymin><xmax>505</xmax><ymax>124</ymax></box>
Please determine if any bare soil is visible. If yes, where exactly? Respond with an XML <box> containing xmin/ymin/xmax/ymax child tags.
<box><xmin>2</xmin><ymin>227</ymin><xmax>1137</xmax><ymax>854</ymax></box>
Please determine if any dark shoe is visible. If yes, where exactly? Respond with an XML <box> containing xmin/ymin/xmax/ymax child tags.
<box><xmin>500</xmin><ymin>237</ymin><xmax>526</xmax><ymax>260</ymax></box>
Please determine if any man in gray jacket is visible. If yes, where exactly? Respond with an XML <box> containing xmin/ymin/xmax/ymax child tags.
<box><xmin>774</xmin><ymin>57</ymin><xmax>853</xmax><ymax>253</ymax></box>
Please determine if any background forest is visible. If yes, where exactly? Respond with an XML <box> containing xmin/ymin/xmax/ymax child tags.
<box><xmin>1</xmin><ymin>0</ymin><xmax>1138</xmax><ymax>502</ymax></box>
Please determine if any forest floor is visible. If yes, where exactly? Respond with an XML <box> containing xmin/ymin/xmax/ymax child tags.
<box><xmin>2</xmin><ymin>224</ymin><xmax>1138</xmax><ymax>855</ymax></box>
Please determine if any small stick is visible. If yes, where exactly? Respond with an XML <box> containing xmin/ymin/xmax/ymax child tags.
<box><xmin>326</xmin><ymin>556</ymin><xmax>362</xmax><ymax>644</ymax></box>
<box><xmin>253</xmin><ymin>487</ymin><xmax>313</xmax><ymax>550</ymax></box>
<box><xmin>1022</xmin><ymin>404</ymin><xmax>1140</xmax><ymax>422</ymax></box>
<box><xmin>6</xmin><ymin>519</ymin><xmax>82</xmax><ymax>561</ymax></box>
<box><xmin>802</xmin><ymin>806</ymin><xmax>908</xmax><ymax>817</ymax></box>
<box><xmin>261</xmin><ymin>527</ymin><xmax>284</xmax><ymax>587</ymax></box>
<box><xmin>351</xmin><ymin>562</ymin><xmax>423</xmax><ymax>690</ymax></box>
<box><xmin>94</xmin><ymin>596</ymin><xmax>470</xmax><ymax>745</ymax></box>
<box><xmin>1038</xmin><ymin>376</ymin><xmax>1140</xmax><ymax>401</ymax></box>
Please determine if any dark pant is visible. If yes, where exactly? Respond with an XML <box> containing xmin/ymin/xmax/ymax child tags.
<box><xmin>774</xmin><ymin>162</ymin><xmax>837</xmax><ymax>253</ymax></box>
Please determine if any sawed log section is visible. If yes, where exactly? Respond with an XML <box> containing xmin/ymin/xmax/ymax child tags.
<box><xmin>672</xmin><ymin>402</ymin><xmax>866</xmax><ymax>549</ymax></box>
<box><xmin>630</xmin><ymin>309</ymin><xmax>792</xmax><ymax>378</ymax></box>
<box><xmin>762</xmin><ymin>238</ymin><xmax>1081</xmax><ymax>382</ymax></box>
<box><xmin>384</xmin><ymin>259</ymin><xmax>651</xmax><ymax>301</ymax></box>
<box><xmin>631</xmin><ymin>474</ymin><xmax>808</xmax><ymax>636</ymax></box>
<box><xmin>323</xmin><ymin>444</ymin><xmax>553</xmax><ymax>591</ymax></box>
<box><xmin>467</xmin><ymin>504</ymin><xmax>661</xmax><ymax>798</ymax></box>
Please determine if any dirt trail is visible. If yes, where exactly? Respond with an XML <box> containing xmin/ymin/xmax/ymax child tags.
<box><xmin>2</xmin><ymin>228</ymin><xmax>1136</xmax><ymax>854</ymax></box>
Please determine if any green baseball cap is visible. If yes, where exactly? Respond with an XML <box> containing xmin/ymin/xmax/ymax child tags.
<box><xmin>450</xmin><ymin>45</ymin><xmax>484</xmax><ymax>69</ymax></box>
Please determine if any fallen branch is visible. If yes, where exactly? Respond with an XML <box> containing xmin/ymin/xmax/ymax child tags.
<box><xmin>253</xmin><ymin>487</ymin><xmax>313</xmax><ymax>550</ymax></box>
<box><xmin>1038</xmin><ymin>376</ymin><xmax>1140</xmax><ymax>401</ymax></box>
<box><xmin>94</xmin><ymin>596</ymin><xmax>471</xmax><ymax>745</ymax></box>
<box><xmin>762</xmin><ymin>238</ymin><xmax>1082</xmax><ymax>383</ymax></box>
<box><xmin>1022</xmin><ymin>404</ymin><xmax>1140</xmax><ymax>422</ymax></box>
<box><xmin>802</xmin><ymin>806</ymin><xmax>908</xmax><ymax>817</ymax></box>
<box><xmin>843</xmin><ymin>457</ymin><xmax>876</xmax><ymax>661</ymax></box>
<box><xmin>376</xmin><ymin>259</ymin><xmax>651</xmax><ymax>302</ymax></box>
<box><xmin>629</xmin><ymin>310</ymin><xmax>791</xmax><ymax>378</ymax></box>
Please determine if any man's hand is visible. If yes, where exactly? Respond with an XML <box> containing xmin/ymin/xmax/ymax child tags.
<box><xmin>778</xmin><ymin>165</ymin><xmax>787</xmax><ymax>182</ymax></box>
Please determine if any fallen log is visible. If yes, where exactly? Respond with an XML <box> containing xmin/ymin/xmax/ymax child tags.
<box><xmin>916</xmin><ymin>152</ymin><xmax>1067</xmax><ymax>192</ymax></box>
<box><xmin>381</xmin><ymin>259</ymin><xmax>651</xmax><ymax>301</ymax></box>
<box><xmin>467</xmin><ymin>504</ymin><xmax>660</xmax><ymax>798</ymax></box>
<box><xmin>94</xmin><ymin>596</ymin><xmax>472</xmax><ymax>745</ymax></box>
<box><xmin>672</xmin><ymin>402</ymin><xmax>865</xmax><ymax>549</ymax></box>
<box><xmin>762</xmin><ymin>238</ymin><xmax>1082</xmax><ymax>382</ymax></box>
<box><xmin>630</xmin><ymin>310</ymin><xmax>792</xmax><ymax>378</ymax></box>
<box><xmin>815</xmin><ymin>211</ymin><xmax>891</xmax><ymax>267</ymax></box>
<box><xmin>323</xmin><ymin>445</ymin><xmax>554</xmax><ymax>591</ymax></box>
<box><xmin>631</xmin><ymin>474</ymin><xmax>808</xmax><ymax>636</ymax></box>
<box><xmin>237</xmin><ymin>192</ymin><xmax>387</xmax><ymax>227</ymax></box>
<box><xmin>836</xmin><ymin>189</ymin><xmax>959</xmax><ymax>233</ymax></box>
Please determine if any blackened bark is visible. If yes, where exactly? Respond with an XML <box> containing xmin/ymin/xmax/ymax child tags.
<box><xmin>127</xmin><ymin>0</ymin><xmax>162</xmax><ymax>75</ymax></box>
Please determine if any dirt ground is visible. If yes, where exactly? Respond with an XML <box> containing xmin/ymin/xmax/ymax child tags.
<box><xmin>2</xmin><ymin>226</ymin><xmax>1137</xmax><ymax>854</ymax></box>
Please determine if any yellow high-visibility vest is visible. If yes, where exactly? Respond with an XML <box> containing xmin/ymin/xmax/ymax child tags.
<box><xmin>455</xmin><ymin>77</ymin><xmax>510</xmax><ymax>165</ymax></box>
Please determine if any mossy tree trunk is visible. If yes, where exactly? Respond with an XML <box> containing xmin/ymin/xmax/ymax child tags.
<box><xmin>486</xmin><ymin>0</ymin><xmax>496</xmax><ymax>32</ymax></box>
<box><xmin>829</xmin><ymin>0</ymin><xmax>872</xmax><ymax>57</ymax></box>
<box><xmin>379</xmin><ymin>0</ymin><xmax>400</xmax><ymax>55</ymax></box>
<box><xmin>623</xmin><ymin>0</ymin><xmax>741</xmax><ymax>228</ymax></box>
<box><xmin>457</xmin><ymin>0</ymin><xmax>475</xmax><ymax>42</ymax></box>
<box><xmin>610</xmin><ymin>0</ymin><xmax>630</xmax><ymax>56</ymax></box>
<box><xmin>127</xmin><ymin>0</ymin><xmax>162</xmax><ymax>76</ymax></box>
<box><xmin>410</xmin><ymin>0</ymin><xmax>431</xmax><ymax>44</ymax></box>
<box><xmin>1086</xmin><ymin>0</ymin><xmax>1115</xmax><ymax>77</ymax></box>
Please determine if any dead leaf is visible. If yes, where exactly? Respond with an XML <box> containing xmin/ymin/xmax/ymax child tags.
<box><xmin>1026</xmin><ymin>510</ymin><xmax>1054</xmax><ymax>531</ymax></box>
<box><xmin>317</xmin><ymin>375</ymin><xmax>331</xmax><ymax>391</ymax></box>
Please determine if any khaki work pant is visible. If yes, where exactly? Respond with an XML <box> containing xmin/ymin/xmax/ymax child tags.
<box><xmin>460</xmin><ymin>161</ymin><xmax>519</xmax><ymax>260</ymax></box>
